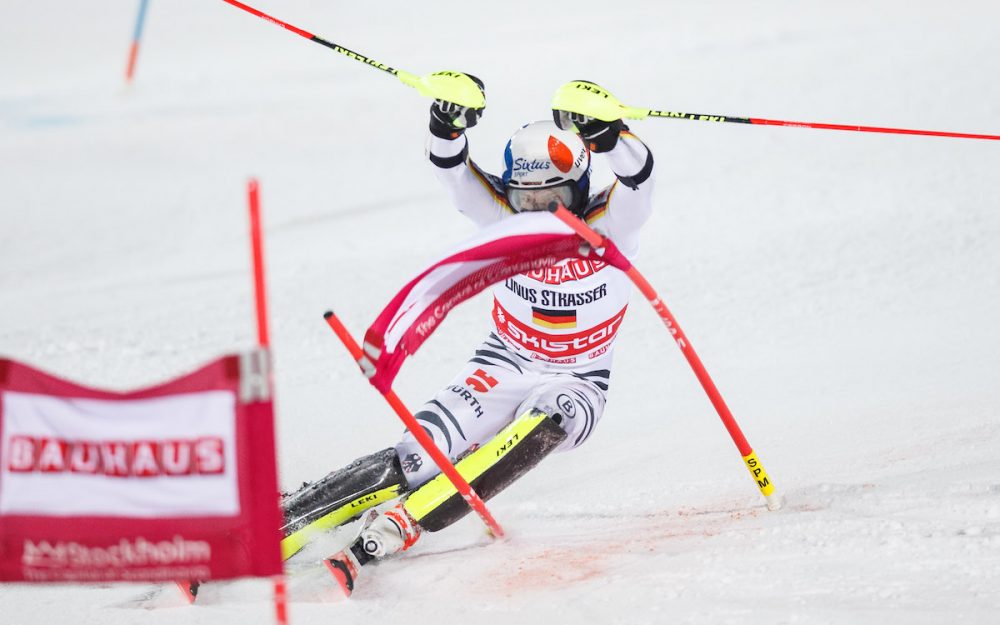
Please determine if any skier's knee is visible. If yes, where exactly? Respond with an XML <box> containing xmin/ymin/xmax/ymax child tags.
<box><xmin>396</xmin><ymin>393</ymin><xmax>475</xmax><ymax>489</ymax></box>
<box><xmin>523</xmin><ymin>389</ymin><xmax>601</xmax><ymax>451</ymax></box>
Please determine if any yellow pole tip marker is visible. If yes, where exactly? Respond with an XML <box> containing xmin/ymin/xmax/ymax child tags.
<box><xmin>399</xmin><ymin>70</ymin><xmax>486</xmax><ymax>109</ymax></box>
<box><xmin>742</xmin><ymin>449</ymin><xmax>782</xmax><ymax>510</ymax></box>
<box><xmin>550</xmin><ymin>80</ymin><xmax>649</xmax><ymax>122</ymax></box>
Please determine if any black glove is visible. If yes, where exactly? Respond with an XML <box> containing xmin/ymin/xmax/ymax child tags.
<box><xmin>553</xmin><ymin>110</ymin><xmax>625</xmax><ymax>153</ymax></box>
<box><xmin>429</xmin><ymin>100</ymin><xmax>483</xmax><ymax>139</ymax></box>
<box><xmin>429</xmin><ymin>74</ymin><xmax>485</xmax><ymax>139</ymax></box>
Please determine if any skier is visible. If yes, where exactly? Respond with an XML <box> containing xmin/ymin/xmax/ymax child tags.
<box><xmin>281</xmin><ymin>77</ymin><xmax>655</xmax><ymax>590</ymax></box>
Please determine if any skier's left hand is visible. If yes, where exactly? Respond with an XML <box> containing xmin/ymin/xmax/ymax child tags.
<box><xmin>554</xmin><ymin>110</ymin><xmax>624</xmax><ymax>153</ymax></box>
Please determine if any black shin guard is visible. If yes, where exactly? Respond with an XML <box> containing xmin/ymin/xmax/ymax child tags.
<box><xmin>280</xmin><ymin>448</ymin><xmax>406</xmax><ymax>559</ymax></box>
<box><xmin>403</xmin><ymin>410</ymin><xmax>567</xmax><ymax>532</ymax></box>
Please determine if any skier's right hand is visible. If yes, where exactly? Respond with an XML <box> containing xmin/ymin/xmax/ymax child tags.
<box><xmin>428</xmin><ymin>74</ymin><xmax>485</xmax><ymax>139</ymax></box>
<box><xmin>429</xmin><ymin>100</ymin><xmax>483</xmax><ymax>139</ymax></box>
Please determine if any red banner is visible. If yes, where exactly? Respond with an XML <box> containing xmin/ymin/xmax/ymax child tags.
<box><xmin>0</xmin><ymin>352</ymin><xmax>283</xmax><ymax>583</ymax></box>
<box><xmin>360</xmin><ymin>212</ymin><xmax>630</xmax><ymax>392</ymax></box>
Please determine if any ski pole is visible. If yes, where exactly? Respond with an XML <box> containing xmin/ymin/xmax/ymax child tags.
<box><xmin>553</xmin><ymin>80</ymin><xmax>1000</xmax><ymax>141</ymax></box>
<box><xmin>322</xmin><ymin>311</ymin><xmax>506</xmax><ymax>538</ymax></box>
<box><xmin>644</xmin><ymin>110</ymin><xmax>1000</xmax><ymax>141</ymax></box>
<box><xmin>218</xmin><ymin>0</ymin><xmax>485</xmax><ymax>108</ymax></box>
<box><xmin>551</xmin><ymin>205</ymin><xmax>783</xmax><ymax>511</ymax></box>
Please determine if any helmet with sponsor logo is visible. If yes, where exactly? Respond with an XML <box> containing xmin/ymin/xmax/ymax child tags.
<box><xmin>501</xmin><ymin>120</ymin><xmax>591</xmax><ymax>214</ymax></box>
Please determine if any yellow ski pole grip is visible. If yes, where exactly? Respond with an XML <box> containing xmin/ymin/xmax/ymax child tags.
<box><xmin>398</xmin><ymin>71</ymin><xmax>486</xmax><ymax>109</ymax></box>
<box><xmin>550</xmin><ymin>81</ymin><xmax>653</xmax><ymax>122</ymax></box>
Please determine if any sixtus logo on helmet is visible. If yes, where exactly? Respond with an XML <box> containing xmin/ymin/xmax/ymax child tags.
<box><xmin>502</xmin><ymin>121</ymin><xmax>591</xmax><ymax>214</ymax></box>
<box><xmin>510</xmin><ymin>158</ymin><xmax>551</xmax><ymax>177</ymax></box>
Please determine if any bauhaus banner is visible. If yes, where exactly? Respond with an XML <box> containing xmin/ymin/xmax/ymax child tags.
<box><xmin>0</xmin><ymin>352</ymin><xmax>283</xmax><ymax>582</ymax></box>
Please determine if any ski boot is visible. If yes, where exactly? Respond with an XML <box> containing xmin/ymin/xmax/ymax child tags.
<box><xmin>324</xmin><ymin>503</ymin><xmax>421</xmax><ymax>596</ymax></box>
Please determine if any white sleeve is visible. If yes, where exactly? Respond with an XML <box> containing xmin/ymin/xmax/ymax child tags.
<box><xmin>588</xmin><ymin>131</ymin><xmax>655</xmax><ymax>257</ymax></box>
<box><xmin>427</xmin><ymin>134</ymin><xmax>513</xmax><ymax>228</ymax></box>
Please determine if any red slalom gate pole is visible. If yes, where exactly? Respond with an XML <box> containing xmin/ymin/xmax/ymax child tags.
<box><xmin>248</xmin><ymin>178</ymin><xmax>270</xmax><ymax>348</ymax></box>
<box><xmin>272</xmin><ymin>575</ymin><xmax>288</xmax><ymax>625</ymax></box>
<box><xmin>245</xmin><ymin>179</ymin><xmax>287</xmax><ymax>624</ymax></box>
<box><xmin>124</xmin><ymin>0</ymin><xmax>150</xmax><ymax>83</ymax></box>
<box><xmin>552</xmin><ymin>206</ymin><xmax>782</xmax><ymax>510</ymax></box>
<box><xmin>323</xmin><ymin>311</ymin><xmax>506</xmax><ymax>538</ymax></box>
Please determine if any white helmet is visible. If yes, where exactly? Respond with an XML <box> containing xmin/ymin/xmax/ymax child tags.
<box><xmin>501</xmin><ymin>120</ymin><xmax>591</xmax><ymax>213</ymax></box>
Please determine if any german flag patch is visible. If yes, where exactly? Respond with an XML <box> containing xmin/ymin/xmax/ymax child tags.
<box><xmin>531</xmin><ymin>307</ymin><xmax>577</xmax><ymax>329</ymax></box>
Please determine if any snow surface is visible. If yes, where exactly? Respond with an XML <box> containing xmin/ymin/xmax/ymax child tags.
<box><xmin>2</xmin><ymin>0</ymin><xmax>999</xmax><ymax>623</ymax></box>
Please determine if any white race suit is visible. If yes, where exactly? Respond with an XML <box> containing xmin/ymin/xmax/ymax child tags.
<box><xmin>395</xmin><ymin>127</ymin><xmax>656</xmax><ymax>488</ymax></box>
